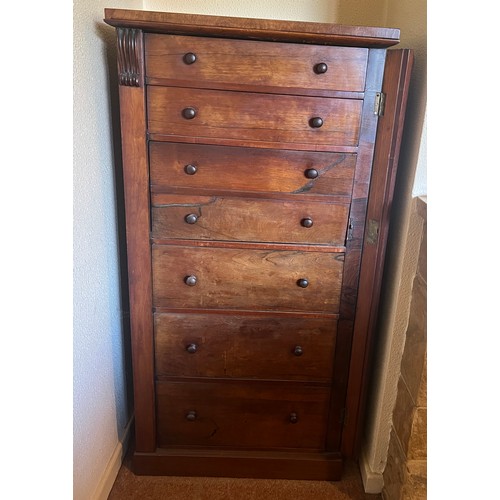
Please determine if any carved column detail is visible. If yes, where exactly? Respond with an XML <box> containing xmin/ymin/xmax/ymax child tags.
<box><xmin>117</xmin><ymin>28</ymin><xmax>144</xmax><ymax>87</ymax></box>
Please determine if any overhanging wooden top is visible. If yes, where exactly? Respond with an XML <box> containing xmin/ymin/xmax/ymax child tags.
<box><xmin>104</xmin><ymin>8</ymin><xmax>400</xmax><ymax>48</ymax></box>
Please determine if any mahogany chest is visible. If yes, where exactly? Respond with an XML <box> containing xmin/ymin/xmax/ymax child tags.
<box><xmin>104</xmin><ymin>8</ymin><xmax>412</xmax><ymax>480</ymax></box>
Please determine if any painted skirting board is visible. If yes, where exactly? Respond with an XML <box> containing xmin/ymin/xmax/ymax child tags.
<box><xmin>91</xmin><ymin>416</ymin><xmax>134</xmax><ymax>500</ymax></box>
<box><xmin>359</xmin><ymin>449</ymin><xmax>384</xmax><ymax>494</ymax></box>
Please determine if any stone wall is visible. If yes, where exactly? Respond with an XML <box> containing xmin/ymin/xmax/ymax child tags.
<box><xmin>383</xmin><ymin>196</ymin><xmax>427</xmax><ymax>499</ymax></box>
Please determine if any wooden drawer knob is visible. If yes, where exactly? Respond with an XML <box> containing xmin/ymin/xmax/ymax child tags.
<box><xmin>182</xmin><ymin>107</ymin><xmax>197</xmax><ymax>119</ymax></box>
<box><xmin>186</xmin><ymin>343</ymin><xmax>198</xmax><ymax>354</ymax></box>
<box><xmin>297</xmin><ymin>278</ymin><xmax>309</xmax><ymax>288</ymax></box>
<box><xmin>293</xmin><ymin>346</ymin><xmax>304</xmax><ymax>356</ymax></box>
<box><xmin>184</xmin><ymin>164</ymin><xmax>198</xmax><ymax>175</ymax></box>
<box><xmin>185</xmin><ymin>213</ymin><xmax>199</xmax><ymax>224</ymax></box>
<box><xmin>186</xmin><ymin>410</ymin><xmax>197</xmax><ymax>421</ymax></box>
<box><xmin>304</xmin><ymin>168</ymin><xmax>319</xmax><ymax>179</ymax></box>
<box><xmin>309</xmin><ymin>117</ymin><xmax>323</xmax><ymax>128</ymax></box>
<box><xmin>184</xmin><ymin>275</ymin><xmax>198</xmax><ymax>286</ymax></box>
<box><xmin>183</xmin><ymin>52</ymin><xmax>197</xmax><ymax>65</ymax></box>
<box><xmin>289</xmin><ymin>412</ymin><xmax>299</xmax><ymax>424</ymax></box>
<box><xmin>314</xmin><ymin>62</ymin><xmax>328</xmax><ymax>74</ymax></box>
<box><xmin>301</xmin><ymin>217</ymin><xmax>313</xmax><ymax>228</ymax></box>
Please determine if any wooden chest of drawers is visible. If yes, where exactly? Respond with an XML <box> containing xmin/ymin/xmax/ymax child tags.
<box><xmin>104</xmin><ymin>8</ymin><xmax>412</xmax><ymax>480</ymax></box>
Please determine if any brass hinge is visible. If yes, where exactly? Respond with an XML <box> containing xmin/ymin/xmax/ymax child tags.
<box><xmin>366</xmin><ymin>219</ymin><xmax>380</xmax><ymax>245</ymax></box>
<box><xmin>345</xmin><ymin>218</ymin><xmax>354</xmax><ymax>244</ymax></box>
<box><xmin>374</xmin><ymin>92</ymin><xmax>386</xmax><ymax>116</ymax></box>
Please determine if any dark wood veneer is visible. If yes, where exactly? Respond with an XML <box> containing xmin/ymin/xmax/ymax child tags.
<box><xmin>116</xmin><ymin>31</ymin><xmax>155</xmax><ymax>452</ymax></box>
<box><xmin>342</xmin><ymin>49</ymin><xmax>414</xmax><ymax>458</ymax></box>
<box><xmin>133</xmin><ymin>449</ymin><xmax>343</xmax><ymax>479</ymax></box>
<box><xmin>154</xmin><ymin>312</ymin><xmax>337</xmax><ymax>381</ymax></box>
<box><xmin>156</xmin><ymin>380</ymin><xmax>331</xmax><ymax>450</ymax></box>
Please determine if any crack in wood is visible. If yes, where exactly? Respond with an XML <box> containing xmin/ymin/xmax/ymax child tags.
<box><xmin>154</xmin><ymin>197</ymin><xmax>218</xmax><ymax>208</ymax></box>
<box><xmin>208</xmin><ymin>419</ymin><xmax>220</xmax><ymax>439</ymax></box>
<box><xmin>291</xmin><ymin>154</ymin><xmax>347</xmax><ymax>194</ymax></box>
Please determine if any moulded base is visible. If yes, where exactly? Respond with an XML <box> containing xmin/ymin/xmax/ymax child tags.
<box><xmin>132</xmin><ymin>448</ymin><xmax>344</xmax><ymax>480</ymax></box>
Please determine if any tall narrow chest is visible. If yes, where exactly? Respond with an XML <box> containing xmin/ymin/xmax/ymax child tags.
<box><xmin>104</xmin><ymin>8</ymin><xmax>412</xmax><ymax>479</ymax></box>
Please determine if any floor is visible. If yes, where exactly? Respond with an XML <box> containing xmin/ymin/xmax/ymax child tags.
<box><xmin>108</xmin><ymin>446</ymin><xmax>382</xmax><ymax>500</ymax></box>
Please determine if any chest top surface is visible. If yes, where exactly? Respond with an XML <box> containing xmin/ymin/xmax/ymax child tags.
<box><xmin>104</xmin><ymin>8</ymin><xmax>400</xmax><ymax>48</ymax></box>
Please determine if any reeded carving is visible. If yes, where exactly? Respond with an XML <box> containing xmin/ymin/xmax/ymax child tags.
<box><xmin>117</xmin><ymin>28</ymin><xmax>143</xmax><ymax>87</ymax></box>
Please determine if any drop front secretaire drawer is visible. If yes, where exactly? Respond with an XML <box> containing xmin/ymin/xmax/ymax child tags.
<box><xmin>147</xmin><ymin>87</ymin><xmax>363</xmax><ymax>148</ymax></box>
<box><xmin>145</xmin><ymin>34</ymin><xmax>368</xmax><ymax>94</ymax></box>
<box><xmin>154</xmin><ymin>312</ymin><xmax>337</xmax><ymax>382</ymax></box>
<box><xmin>152</xmin><ymin>245</ymin><xmax>344</xmax><ymax>313</ymax></box>
<box><xmin>156</xmin><ymin>380</ymin><xmax>331</xmax><ymax>450</ymax></box>
<box><xmin>149</xmin><ymin>142</ymin><xmax>357</xmax><ymax>198</ymax></box>
<box><xmin>151</xmin><ymin>194</ymin><xmax>350</xmax><ymax>246</ymax></box>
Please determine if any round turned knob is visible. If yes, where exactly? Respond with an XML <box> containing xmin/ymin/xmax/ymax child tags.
<box><xmin>184</xmin><ymin>164</ymin><xmax>198</xmax><ymax>175</ymax></box>
<box><xmin>186</xmin><ymin>410</ymin><xmax>197</xmax><ymax>421</ymax></box>
<box><xmin>184</xmin><ymin>275</ymin><xmax>198</xmax><ymax>286</ymax></box>
<box><xmin>304</xmin><ymin>168</ymin><xmax>319</xmax><ymax>179</ymax></box>
<box><xmin>301</xmin><ymin>217</ymin><xmax>313</xmax><ymax>228</ymax></box>
<box><xmin>289</xmin><ymin>412</ymin><xmax>299</xmax><ymax>424</ymax></box>
<box><xmin>185</xmin><ymin>213</ymin><xmax>199</xmax><ymax>224</ymax></box>
<box><xmin>293</xmin><ymin>346</ymin><xmax>304</xmax><ymax>357</ymax></box>
<box><xmin>183</xmin><ymin>52</ymin><xmax>197</xmax><ymax>65</ymax></box>
<box><xmin>309</xmin><ymin>117</ymin><xmax>324</xmax><ymax>128</ymax></box>
<box><xmin>186</xmin><ymin>343</ymin><xmax>198</xmax><ymax>354</ymax></box>
<box><xmin>314</xmin><ymin>62</ymin><xmax>328</xmax><ymax>74</ymax></box>
<box><xmin>182</xmin><ymin>107</ymin><xmax>197</xmax><ymax>119</ymax></box>
<box><xmin>297</xmin><ymin>278</ymin><xmax>309</xmax><ymax>288</ymax></box>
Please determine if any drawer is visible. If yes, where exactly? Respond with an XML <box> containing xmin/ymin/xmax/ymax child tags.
<box><xmin>154</xmin><ymin>312</ymin><xmax>337</xmax><ymax>382</ymax></box>
<box><xmin>147</xmin><ymin>87</ymin><xmax>362</xmax><ymax>148</ymax></box>
<box><xmin>149</xmin><ymin>142</ymin><xmax>356</xmax><ymax>198</ymax></box>
<box><xmin>151</xmin><ymin>194</ymin><xmax>349</xmax><ymax>246</ymax></box>
<box><xmin>145</xmin><ymin>34</ymin><xmax>368</xmax><ymax>94</ymax></box>
<box><xmin>152</xmin><ymin>245</ymin><xmax>344</xmax><ymax>312</ymax></box>
<box><xmin>156</xmin><ymin>380</ymin><xmax>331</xmax><ymax>450</ymax></box>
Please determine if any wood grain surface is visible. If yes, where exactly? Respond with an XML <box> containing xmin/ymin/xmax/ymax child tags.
<box><xmin>150</xmin><ymin>142</ymin><xmax>356</xmax><ymax>198</ymax></box>
<box><xmin>154</xmin><ymin>312</ymin><xmax>337</xmax><ymax>381</ymax></box>
<box><xmin>152</xmin><ymin>244</ymin><xmax>344</xmax><ymax>312</ymax></box>
<box><xmin>151</xmin><ymin>194</ymin><xmax>350</xmax><ymax>246</ymax></box>
<box><xmin>147</xmin><ymin>86</ymin><xmax>362</xmax><ymax>147</ymax></box>
<box><xmin>156</xmin><ymin>379</ymin><xmax>331</xmax><ymax>450</ymax></box>
<box><xmin>145</xmin><ymin>34</ymin><xmax>368</xmax><ymax>95</ymax></box>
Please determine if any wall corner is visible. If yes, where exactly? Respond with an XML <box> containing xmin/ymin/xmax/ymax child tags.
<box><xmin>359</xmin><ymin>449</ymin><xmax>385</xmax><ymax>494</ymax></box>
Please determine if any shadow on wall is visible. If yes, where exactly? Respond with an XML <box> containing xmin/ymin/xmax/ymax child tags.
<box><xmin>334</xmin><ymin>2</ymin><xmax>387</xmax><ymax>28</ymax></box>
<box><xmin>96</xmin><ymin>19</ymin><xmax>134</xmax><ymax>427</ymax></box>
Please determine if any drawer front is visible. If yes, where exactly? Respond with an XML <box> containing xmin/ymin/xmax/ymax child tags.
<box><xmin>154</xmin><ymin>313</ymin><xmax>337</xmax><ymax>382</ymax></box>
<box><xmin>152</xmin><ymin>245</ymin><xmax>344</xmax><ymax>312</ymax></box>
<box><xmin>150</xmin><ymin>142</ymin><xmax>356</xmax><ymax>197</ymax></box>
<box><xmin>147</xmin><ymin>87</ymin><xmax>362</xmax><ymax>147</ymax></box>
<box><xmin>152</xmin><ymin>195</ymin><xmax>349</xmax><ymax>246</ymax></box>
<box><xmin>156</xmin><ymin>380</ymin><xmax>331</xmax><ymax>450</ymax></box>
<box><xmin>145</xmin><ymin>34</ymin><xmax>368</xmax><ymax>93</ymax></box>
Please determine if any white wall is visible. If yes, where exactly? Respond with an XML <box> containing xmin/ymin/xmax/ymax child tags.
<box><xmin>144</xmin><ymin>0</ymin><xmax>336</xmax><ymax>22</ymax></box>
<box><xmin>412</xmin><ymin>112</ymin><xmax>427</xmax><ymax>197</ymax></box>
<box><xmin>73</xmin><ymin>1</ymin><xmax>141</xmax><ymax>498</ymax></box>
